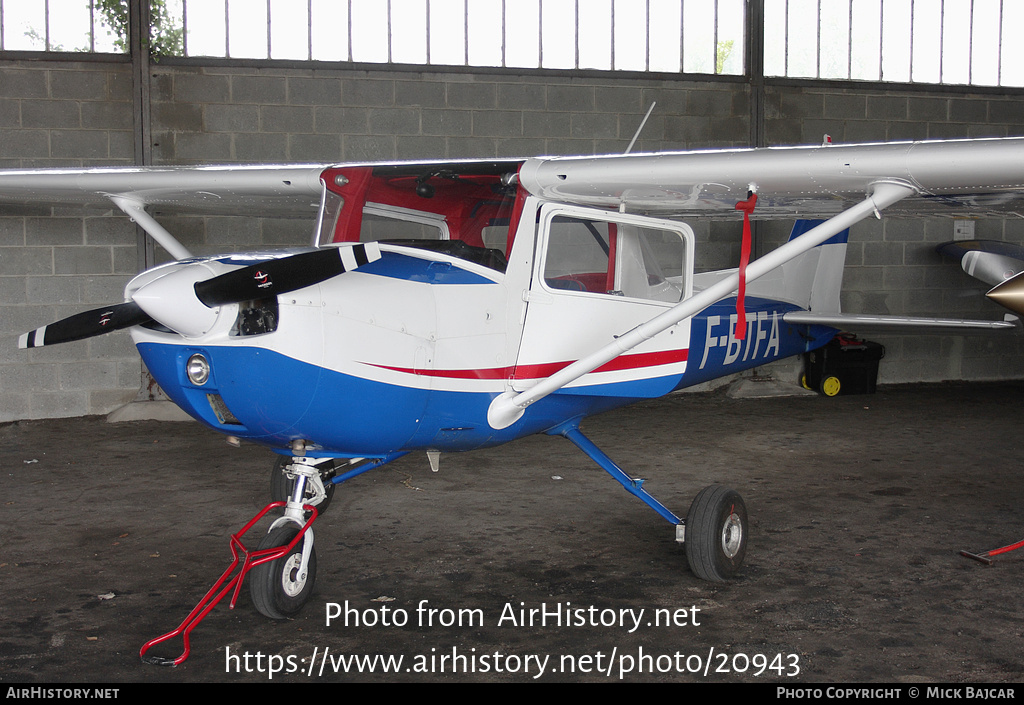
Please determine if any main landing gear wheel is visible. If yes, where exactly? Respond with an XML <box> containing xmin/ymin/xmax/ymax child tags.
<box><xmin>249</xmin><ymin>525</ymin><xmax>317</xmax><ymax>620</ymax></box>
<box><xmin>685</xmin><ymin>485</ymin><xmax>747</xmax><ymax>582</ymax></box>
<box><xmin>270</xmin><ymin>456</ymin><xmax>336</xmax><ymax>514</ymax></box>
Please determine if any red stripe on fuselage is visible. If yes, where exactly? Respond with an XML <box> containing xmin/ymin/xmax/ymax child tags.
<box><xmin>364</xmin><ymin>348</ymin><xmax>688</xmax><ymax>380</ymax></box>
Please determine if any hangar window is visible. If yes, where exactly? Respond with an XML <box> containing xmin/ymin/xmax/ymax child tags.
<box><xmin>5</xmin><ymin>1</ymin><xmax>1019</xmax><ymax>89</ymax></box>
<box><xmin>0</xmin><ymin>0</ymin><xmax>127</xmax><ymax>52</ymax></box>
<box><xmin>0</xmin><ymin>0</ymin><xmax>187</xmax><ymax>54</ymax></box>
<box><xmin>764</xmin><ymin>0</ymin><xmax>1024</xmax><ymax>87</ymax></box>
<box><xmin>0</xmin><ymin>0</ymin><xmax>744</xmax><ymax>76</ymax></box>
<box><xmin>165</xmin><ymin>0</ymin><xmax>746</xmax><ymax>74</ymax></box>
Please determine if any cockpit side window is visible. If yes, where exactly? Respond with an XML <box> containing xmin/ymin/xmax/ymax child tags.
<box><xmin>543</xmin><ymin>217</ymin><xmax>614</xmax><ymax>293</ymax></box>
<box><xmin>541</xmin><ymin>211</ymin><xmax>689</xmax><ymax>303</ymax></box>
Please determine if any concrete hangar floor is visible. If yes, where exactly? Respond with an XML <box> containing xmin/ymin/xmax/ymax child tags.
<box><xmin>1</xmin><ymin>382</ymin><xmax>1022</xmax><ymax>683</ymax></box>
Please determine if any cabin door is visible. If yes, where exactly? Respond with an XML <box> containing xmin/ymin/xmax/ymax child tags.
<box><xmin>514</xmin><ymin>203</ymin><xmax>695</xmax><ymax>397</ymax></box>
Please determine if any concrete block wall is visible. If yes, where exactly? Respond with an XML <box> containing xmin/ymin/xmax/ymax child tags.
<box><xmin>0</xmin><ymin>61</ymin><xmax>142</xmax><ymax>420</ymax></box>
<box><xmin>147</xmin><ymin>65</ymin><xmax>749</xmax><ymax>164</ymax></box>
<box><xmin>763</xmin><ymin>84</ymin><xmax>1024</xmax><ymax>384</ymax></box>
<box><xmin>1</xmin><ymin>54</ymin><xmax>1023</xmax><ymax>422</ymax></box>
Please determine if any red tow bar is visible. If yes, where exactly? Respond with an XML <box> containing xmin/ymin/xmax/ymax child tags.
<box><xmin>140</xmin><ymin>501</ymin><xmax>317</xmax><ymax>666</ymax></box>
<box><xmin>960</xmin><ymin>537</ymin><xmax>1024</xmax><ymax>565</ymax></box>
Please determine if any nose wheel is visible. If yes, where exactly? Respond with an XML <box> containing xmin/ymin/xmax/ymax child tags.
<box><xmin>249</xmin><ymin>524</ymin><xmax>318</xmax><ymax>619</ymax></box>
<box><xmin>254</xmin><ymin>457</ymin><xmax>324</xmax><ymax>618</ymax></box>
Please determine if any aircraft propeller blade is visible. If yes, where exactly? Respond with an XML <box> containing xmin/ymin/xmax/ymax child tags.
<box><xmin>18</xmin><ymin>302</ymin><xmax>152</xmax><ymax>349</ymax></box>
<box><xmin>194</xmin><ymin>243</ymin><xmax>381</xmax><ymax>307</ymax></box>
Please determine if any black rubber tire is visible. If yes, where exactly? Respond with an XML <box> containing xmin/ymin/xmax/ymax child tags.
<box><xmin>270</xmin><ymin>456</ymin><xmax>335</xmax><ymax>514</ymax></box>
<box><xmin>685</xmin><ymin>485</ymin><xmax>747</xmax><ymax>582</ymax></box>
<box><xmin>249</xmin><ymin>525</ymin><xmax>317</xmax><ymax>620</ymax></box>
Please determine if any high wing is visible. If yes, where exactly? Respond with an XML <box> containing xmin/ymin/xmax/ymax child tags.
<box><xmin>4</xmin><ymin>137</ymin><xmax>1024</xmax><ymax>219</ymax></box>
<box><xmin>0</xmin><ymin>158</ymin><xmax>522</xmax><ymax>215</ymax></box>
<box><xmin>0</xmin><ymin>164</ymin><xmax>327</xmax><ymax>215</ymax></box>
<box><xmin>518</xmin><ymin>137</ymin><xmax>1024</xmax><ymax>219</ymax></box>
<box><xmin>2</xmin><ymin>136</ymin><xmax>1024</xmax><ymax>218</ymax></box>
<box><xmin>0</xmin><ymin>163</ymin><xmax>331</xmax><ymax>260</ymax></box>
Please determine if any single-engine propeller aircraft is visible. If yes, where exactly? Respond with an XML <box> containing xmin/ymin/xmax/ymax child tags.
<box><xmin>6</xmin><ymin>136</ymin><xmax>1024</xmax><ymax>664</ymax></box>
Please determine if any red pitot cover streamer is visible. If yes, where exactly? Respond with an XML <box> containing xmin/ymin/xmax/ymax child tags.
<box><xmin>733</xmin><ymin>193</ymin><xmax>757</xmax><ymax>340</ymax></box>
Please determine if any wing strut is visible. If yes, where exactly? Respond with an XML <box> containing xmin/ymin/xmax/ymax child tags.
<box><xmin>110</xmin><ymin>195</ymin><xmax>193</xmax><ymax>261</ymax></box>
<box><xmin>487</xmin><ymin>179</ymin><xmax>918</xmax><ymax>430</ymax></box>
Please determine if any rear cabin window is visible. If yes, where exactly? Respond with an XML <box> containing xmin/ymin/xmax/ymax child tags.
<box><xmin>359</xmin><ymin>211</ymin><xmax>446</xmax><ymax>242</ymax></box>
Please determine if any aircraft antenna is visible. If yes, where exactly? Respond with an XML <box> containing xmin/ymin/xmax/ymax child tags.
<box><xmin>625</xmin><ymin>102</ymin><xmax>656</xmax><ymax>154</ymax></box>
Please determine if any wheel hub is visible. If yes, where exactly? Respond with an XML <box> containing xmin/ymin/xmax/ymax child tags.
<box><xmin>281</xmin><ymin>553</ymin><xmax>307</xmax><ymax>597</ymax></box>
<box><xmin>720</xmin><ymin>512</ymin><xmax>744</xmax><ymax>559</ymax></box>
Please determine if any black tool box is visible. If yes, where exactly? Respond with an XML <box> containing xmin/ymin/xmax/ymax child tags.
<box><xmin>802</xmin><ymin>333</ymin><xmax>885</xmax><ymax>396</ymax></box>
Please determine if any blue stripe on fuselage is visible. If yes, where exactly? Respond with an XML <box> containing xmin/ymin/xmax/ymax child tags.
<box><xmin>357</xmin><ymin>252</ymin><xmax>497</xmax><ymax>285</ymax></box>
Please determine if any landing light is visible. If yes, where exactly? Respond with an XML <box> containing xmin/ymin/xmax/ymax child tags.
<box><xmin>187</xmin><ymin>353</ymin><xmax>210</xmax><ymax>386</ymax></box>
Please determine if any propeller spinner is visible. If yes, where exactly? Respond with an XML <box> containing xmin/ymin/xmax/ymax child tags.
<box><xmin>987</xmin><ymin>270</ymin><xmax>1024</xmax><ymax>316</ymax></box>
